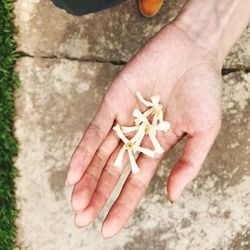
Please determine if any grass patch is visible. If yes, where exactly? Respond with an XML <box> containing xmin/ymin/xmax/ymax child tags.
<box><xmin>0</xmin><ymin>1</ymin><xmax>19</xmax><ymax>249</ymax></box>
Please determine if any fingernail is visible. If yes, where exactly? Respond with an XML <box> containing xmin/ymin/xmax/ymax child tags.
<box><xmin>165</xmin><ymin>187</ymin><xmax>176</xmax><ymax>204</ymax></box>
<box><xmin>165</xmin><ymin>187</ymin><xmax>172</xmax><ymax>203</ymax></box>
<box><xmin>101</xmin><ymin>231</ymin><xmax>113</xmax><ymax>240</ymax></box>
<box><xmin>101</xmin><ymin>223</ymin><xmax>116</xmax><ymax>239</ymax></box>
<box><xmin>169</xmin><ymin>199</ymin><xmax>174</xmax><ymax>205</ymax></box>
<box><xmin>75</xmin><ymin>212</ymin><xmax>91</xmax><ymax>227</ymax></box>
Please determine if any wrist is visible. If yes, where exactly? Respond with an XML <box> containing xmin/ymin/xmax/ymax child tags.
<box><xmin>172</xmin><ymin>0</ymin><xmax>250</xmax><ymax>68</ymax></box>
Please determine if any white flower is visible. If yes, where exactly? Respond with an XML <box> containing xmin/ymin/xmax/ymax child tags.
<box><xmin>112</xmin><ymin>91</ymin><xmax>171</xmax><ymax>174</ymax></box>
<box><xmin>113</xmin><ymin>124</ymin><xmax>156</xmax><ymax>174</ymax></box>
<box><xmin>135</xmin><ymin>91</ymin><xmax>164</xmax><ymax>125</ymax></box>
<box><xmin>133</xmin><ymin>109</ymin><xmax>170</xmax><ymax>154</ymax></box>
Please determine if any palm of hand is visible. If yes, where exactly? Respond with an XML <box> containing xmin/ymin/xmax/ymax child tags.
<box><xmin>66</xmin><ymin>24</ymin><xmax>222</xmax><ymax>238</ymax></box>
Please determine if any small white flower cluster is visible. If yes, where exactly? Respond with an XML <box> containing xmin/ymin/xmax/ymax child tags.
<box><xmin>113</xmin><ymin>91</ymin><xmax>171</xmax><ymax>174</ymax></box>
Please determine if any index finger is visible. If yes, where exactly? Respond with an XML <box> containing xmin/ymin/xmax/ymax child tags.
<box><xmin>66</xmin><ymin>98</ymin><xmax>116</xmax><ymax>185</ymax></box>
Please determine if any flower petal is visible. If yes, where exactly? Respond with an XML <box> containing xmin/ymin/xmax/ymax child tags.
<box><xmin>134</xmin><ymin>145</ymin><xmax>156</xmax><ymax>158</ymax></box>
<box><xmin>128</xmin><ymin>149</ymin><xmax>140</xmax><ymax>174</ymax></box>
<box><xmin>130</xmin><ymin>123</ymin><xmax>146</xmax><ymax>143</ymax></box>
<box><xmin>157</xmin><ymin>121</ymin><xmax>171</xmax><ymax>132</ymax></box>
<box><xmin>133</xmin><ymin>109</ymin><xmax>149</xmax><ymax>124</ymax></box>
<box><xmin>158</xmin><ymin>109</ymin><xmax>163</xmax><ymax>123</ymax></box>
<box><xmin>150</xmin><ymin>95</ymin><xmax>160</xmax><ymax>105</ymax></box>
<box><xmin>113</xmin><ymin>124</ymin><xmax>129</xmax><ymax>143</ymax></box>
<box><xmin>134</xmin><ymin>107</ymin><xmax>154</xmax><ymax>125</ymax></box>
<box><xmin>134</xmin><ymin>118</ymin><xmax>141</xmax><ymax>126</ymax></box>
<box><xmin>149</xmin><ymin>130</ymin><xmax>164</xmax><ymax>154</ymax></box>
<box><xmin>121</xmin><ymin>125</ymin><xmax>139</xmax><ymax>133</ymax></box>
<box><xmin>152</xmin><ymin>113</ymin><xmax>158</xmax><ymax>126</ymax></box>
<box><xmin>114</xmin><ymin>145</ymin><xmax>127</xmax><ymax>168</ymax></box>
<box><xmin>136</xmin><ymin>91</ymin><xmax>153</xmax><ymax>107</ymax></box>
<box><xmin>134</xmin><ymin>133</ymin><xmax>144</xmax><ymax>147</ymax></box>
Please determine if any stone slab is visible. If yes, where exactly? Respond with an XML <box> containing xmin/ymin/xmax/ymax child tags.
<box><xmin>14</xmin><ymin>0</ymin><xmax>250</xmax><ymax>67</ymax></box>
<box><xmin>15</xmin><ymin>57</ymin><xmax>250</xmax><ymax>250</ymax></box>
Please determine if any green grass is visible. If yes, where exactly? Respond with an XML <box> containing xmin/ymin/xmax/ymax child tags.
<box><xmin>0</xmin><ymin>1</ymin><xmax>19</xmax><ymax>249</ymax></box>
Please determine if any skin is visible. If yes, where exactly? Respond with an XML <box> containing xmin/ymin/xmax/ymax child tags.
<box><xmin>65</xmin><ymin>0</ymin><xmax>250</xmax><ymax>239</ymax></box>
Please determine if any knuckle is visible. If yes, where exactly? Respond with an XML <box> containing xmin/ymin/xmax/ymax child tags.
<box><xmin>87</xmin><ymin>122</ymin><xmax>104</xmax><ymax>138</ymax></box>
<box><xmin>84</xmin><ymin>170</ymin><xmax>98</xmax><ymax>186</ymax></box>
<box><xmin>76</xmin><ymin>144</ymin><xmax>90</xmax><ymax>158</ymax></box>
<box><xmin>94</xmin><ymin>147</ymin><xmax>107</xmax><ymax>165</ymax></box>
<box><xmin>177</xmin><ymin>158</ymin><xmax>200</xmax><ymax>179</ymax></box>
<box><xmin>103</xmin><ymin>165</ymin><xmax>118</xmax><ymax>179</ymax></box>
<box><xmin>128</xmin><ymin>175</ymin><xmax>147</xmax><ymax>193</ymax></box>
<box><xmin>95</xmin><ymin>188</ymin><xmax>108</xmax><ymax>203</ymax></box>
<box><xmin>70</xmin><ymin>146</ymin><xmax>90</xmax><ymax>171</ymax></box>
<box><xmin>116</xmin><ymin>200</ymin><xmax>134</xmax><ymax>213</ymax></box>
<box><xmin>178</xmin><ymin>158</ymin><xmax>195</xmax><ymax>170</ymax></box>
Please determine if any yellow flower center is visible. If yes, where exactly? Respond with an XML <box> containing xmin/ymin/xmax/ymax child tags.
<box><xmin>152</xmin><ymin>108</ymin><xmax>159</xmax><ymax>115</ymax></box>
<box><xmin>144</xmin><ymin>124</ymin><xmax>152</xmax><ymax>134</ymax></box>
<box><xmin>126</xmin><ymin>141</ymin><xmax>134</xmax><ymax>149</ymax></box>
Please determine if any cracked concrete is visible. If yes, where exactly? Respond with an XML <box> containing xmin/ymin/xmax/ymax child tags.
<box><xmin>18</xmin><ymin>51</ymin><xmax>127</xmax><ymax>66</ymax></box>
<box><xmin>14</xmin><ymin>0</ymin><xmax>250</xmax><ymax>68</ymax></box>
<box><xmin>13</xmin><ymin>0</ymin><xmax>250</xmax><ymax>250</ymax></box>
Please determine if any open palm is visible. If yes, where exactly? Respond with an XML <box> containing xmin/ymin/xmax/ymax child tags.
<box><xmin>66</xmin><ymin>24</ymin><xmax>222</xmax><ymax>238</ymax></box>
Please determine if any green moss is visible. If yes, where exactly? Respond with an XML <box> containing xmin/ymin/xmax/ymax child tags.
<box><xmin>0</xmin><ymin>1</ymin><xmax>19</xmax><ymax>249</ymax></box>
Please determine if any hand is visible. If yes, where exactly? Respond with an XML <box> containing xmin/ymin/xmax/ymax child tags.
<box><xmin>66</xmin><ymin>23</ymin><xmax>222</xmax><ymax>238</ymax></box>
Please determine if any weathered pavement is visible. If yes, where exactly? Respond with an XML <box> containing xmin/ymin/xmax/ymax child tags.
<box><xmin>14</xmin><ymin>1</ymin><xmax>250</xmax><ymax>249</ymax></box>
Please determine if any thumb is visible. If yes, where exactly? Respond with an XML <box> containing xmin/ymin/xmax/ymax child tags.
<box><xmin>167</xmin><ymin>131</ymin><xmax>218</xmax><ymax>202</ymax></box>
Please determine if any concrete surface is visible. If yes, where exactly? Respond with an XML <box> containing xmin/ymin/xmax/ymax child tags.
<box><xmin>14</xmin><ymin>0</ymin><xmax>250</xmax><ymax>249</ymax></box>
<box><xmin>14</xmin><ymin>0</ymin><xmax>250</xmax><ymax>67</ymax></box>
